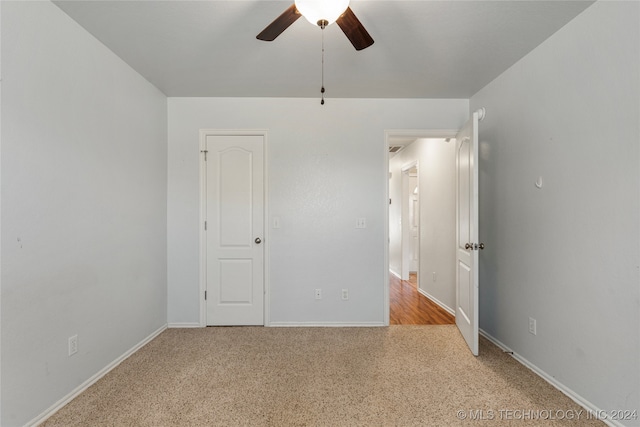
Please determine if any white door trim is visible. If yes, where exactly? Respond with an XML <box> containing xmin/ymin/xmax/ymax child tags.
<box><xmin>199</xmin><ymin>129</ymin><xmax>269</xmax><ymax>327</ymax></box>
<box><xmin>401</xmin><ymin>160</ymin><xmax>418</xmax><ymax>281</ymax></box>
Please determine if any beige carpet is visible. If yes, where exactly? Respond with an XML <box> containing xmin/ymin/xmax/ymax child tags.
<box><xmin>42</xmin><ymin>326</ymin><xmax>604</xmax><ymax>426</ymax></box>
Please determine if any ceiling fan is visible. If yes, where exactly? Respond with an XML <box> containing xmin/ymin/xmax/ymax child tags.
<box><xmin>257</xmin><ymin>0</ymin><xmax>374</xmax><ymax>51</ymax></box>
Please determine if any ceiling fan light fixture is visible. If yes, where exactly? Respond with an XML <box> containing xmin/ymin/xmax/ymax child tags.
<box><xmin>294</xmin><ymin>0</ymin><xmax>350</xmax><ymax>27</ymax></box>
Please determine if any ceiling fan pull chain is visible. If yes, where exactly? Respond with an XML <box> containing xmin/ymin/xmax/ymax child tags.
<box><xmin>320</xmin><ymin>23</ymin><xmax>325</xmax><ymax>105</ymax></box>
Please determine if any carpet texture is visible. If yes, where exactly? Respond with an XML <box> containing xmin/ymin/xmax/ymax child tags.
<box><xmin>42</xmin><ymin>326</ymin><xmax>604</xmax><ymax>426</ymax></box>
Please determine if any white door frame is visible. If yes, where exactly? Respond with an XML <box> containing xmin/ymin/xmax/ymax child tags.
<box><xmin>199</xmin><ymin>129</ymin><xmax>269</xmax><ymax>327</ymax></box>
<box><xmin>401</xmin><ymin>160</ymin><xmax>418</xmax><ymax>281</ymax></box>
<box><xmin>384</xmin><ymin>129</ymin><xmax>458</xmax><ymax>326</ymax></box>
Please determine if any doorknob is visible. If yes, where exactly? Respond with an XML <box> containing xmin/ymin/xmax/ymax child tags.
<box><xmin>255</xmin><ymin>237</ymin><xmax>262</xmax><ymax>244</ymax></box>
<box><xmin>465</xmin><ymin>242</ymin><xmax>485</xmax><ymax>250</ymax></box>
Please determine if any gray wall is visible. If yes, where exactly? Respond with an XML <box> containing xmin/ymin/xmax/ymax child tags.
<box><xmin>470</xmin><ymin>1</ymin><xmax>639</xmax><ymax>419</ymax></box>
<box><xmin>1</xmin><ymin>2</ymin><xmax>168</xmax><ymax>425</ymax></box>
<box><xmin>167</xmin><ymin>98</ymin><xmax>468</xmax><ymax>326</ymax></box>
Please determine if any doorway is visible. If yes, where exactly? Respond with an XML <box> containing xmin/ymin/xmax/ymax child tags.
<box><xmin>385</xmin><ymin>130</ymin><xmax>458</xmax><ymax>326</ymax></box>
<box><xmin>385</xmin><ymin>112</ymin><xmax>482</xmax><ymax>353</ymax></box>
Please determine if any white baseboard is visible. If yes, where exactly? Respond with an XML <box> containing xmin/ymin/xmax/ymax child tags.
<box><xmin>28</xmin><ymin>324</ymin><xmax>168</xmax><ymax>427</ymax></box>
<box><xmin>168</xmin><ymin>322</ymin><xmax>203</xmax><ymax>328</ymax></box>
<box><xmin>268</xmin><ymin>321</ymin><xmax>386</xmax><ymax>327</ymax></box>
<box><xmin>417</xmin><ymin>288</ymin><xmax>455</xmax><ymax>317</ymax></box>
<box><xmin>389</xmin><ymin>269</ymin><xmax>401</xmax><ymax>279</ymax></box>
<box><xmin>479</xmin><ymin>329</ymin><xmax>625</xmax><ymax>427</ymax></box>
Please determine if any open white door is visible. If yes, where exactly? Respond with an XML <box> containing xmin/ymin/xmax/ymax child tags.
<box><xmin>455</xmin><ymin>109</ymin><xmax>484</xmax><ymax>355</ymax></box>
<box><xmin>204</xmin><ymin>134</ymin><xmax>264</xmax><ymax>326</ymax></box>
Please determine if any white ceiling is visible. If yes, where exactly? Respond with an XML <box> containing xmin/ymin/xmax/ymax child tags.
<box><xmin>53</xmin><ymin>0</ymin><xmax>594</xmax><ymax>99</ymax></box>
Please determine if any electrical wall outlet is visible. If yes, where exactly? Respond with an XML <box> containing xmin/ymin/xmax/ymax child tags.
<box><xmin>68</xmin><ymin>335</ymin><xmax>78</xmax><ymax>356</ymax></box>
<box><xmin>528</xmin><ymin>317</ymin><xmax>537</xmax><ymax>335</ymax></box>
<box><xmin>342</xmin><ymin>289</ymin><xmax>349</xmax><ymax>300</ymax></box>
<box><xmin>315</xmin><ymin>289</ymin><xmax>322</xmax><ymax>300</ymax></box>
<box><xmin>432</xmin><ymin>272</ymin><xmax>437</xmax><ymax>282</ymax></box>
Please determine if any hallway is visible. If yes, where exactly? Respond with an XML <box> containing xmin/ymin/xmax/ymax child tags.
<box><xmin>389</xmin><ymin>273</ymin><xmax>455</xmax><ymax>325</ymax></box>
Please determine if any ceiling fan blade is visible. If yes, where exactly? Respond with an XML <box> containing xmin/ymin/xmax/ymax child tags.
<box><xmin>257</xmin><ymin>4</ymin><xmax>301</xmax><ymax>41</ymax></box>
<box><xmin>336</xmin><ymin>7</ymin><xmax>374</xmax><ymax>51</ymax></box>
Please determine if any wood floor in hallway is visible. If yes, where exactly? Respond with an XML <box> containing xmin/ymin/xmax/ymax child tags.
<box><xmin>389</xmin><ymin>273</ymin><xmax>455</xmax><ymax>325</ymax></box>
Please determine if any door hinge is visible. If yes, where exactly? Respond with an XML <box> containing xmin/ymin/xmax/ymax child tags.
<box><xmin>204</xmin><ymin>221</ymin><xmax>207</xmax><ymax>231</ymax></box>
<box><xmin>204</xmin><ymin>290</ymin><xmax>207</xmax><ymax>300</ymax></box>
<box><xmin>201</xmin><ymin>150</ymin><xmax>208</xmax><ymax>161</ymax></box>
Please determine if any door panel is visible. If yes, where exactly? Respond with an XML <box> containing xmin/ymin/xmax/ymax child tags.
<box><xmin>219</xmin><ymin>148</ymin><xmax>253</xmax><ymax>247</ymax></box>
<box><xmin>206</xmin><ymin>135</ymin><xmax>264</xmax><ymax>326</ymax></box>
<box><xmin>457</xmin><ymin>260</ymin><xmax>471</xmax><ymax>324</ymax></box>
<box><xmin>455</xmin><ymin>111</ymin><xmax>480</xmax><ymax>355</ymax></box>
<box><xmin>219</xmin><ymin>259</ymin><xmax>253</xmax><ymax>303</ymax></box>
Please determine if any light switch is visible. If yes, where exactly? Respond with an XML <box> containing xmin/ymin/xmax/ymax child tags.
<box><xmin>273</xmin><ymin>217</ymin><xmax>281</xmax><ymax>229</ymax></box>
<box><xmin>356</xmin><ymin>218</ymin><xmax>367</xmax><ymax>229</ymax></box>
